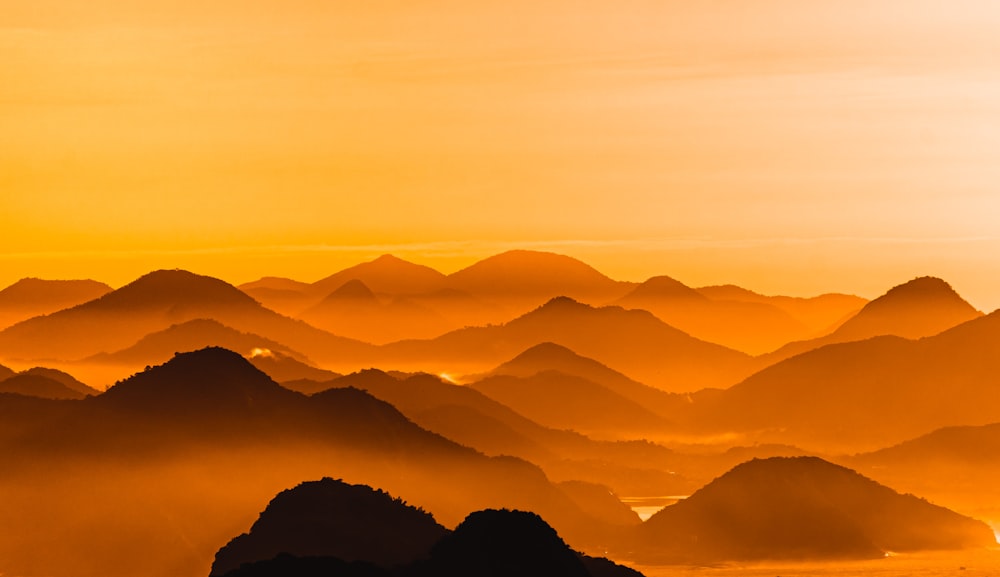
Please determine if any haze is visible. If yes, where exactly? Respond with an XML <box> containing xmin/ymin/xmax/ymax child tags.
<box><xmin>3</xmin><ymin>1</ymin><xmax>1000</xmax><ymax>309</ymax></box>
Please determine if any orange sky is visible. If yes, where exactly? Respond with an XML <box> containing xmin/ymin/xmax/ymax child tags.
<box><xmin>3</xmin><ymin>1</ymin><xmax>1000</xmax><ymax>309</ymax></box>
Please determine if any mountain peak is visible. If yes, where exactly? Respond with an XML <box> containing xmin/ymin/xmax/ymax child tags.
<box><xmin>831</xmin><ymin>276</ymin><xmax>981</xmax><ymax>341</ymax></box>
<box><xmin>93</xmin><ymin>270</ymin><xmax>258</xmax><ymax>311</ymax></box>
<box><xmin>328</xmin><ymin>279</ymin><xmax>377</xmax><ymax>300</ymax></box>
<box><xmin>624</xmin><ymin>275</ymin><xmax>706</xmax><ymax>302</ymax></box>
<box><xmin>311</xmin><ymin>255</ymin><xmax>447</xmax><ymax>297</ymax></box>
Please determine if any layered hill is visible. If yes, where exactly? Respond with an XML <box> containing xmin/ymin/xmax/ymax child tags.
<box><xmin>683</xmin><ymin>309</ymin><xmax>1000</xmax><ymax>451</ymax></box>
<box><xmin>615</xmin><ymin>276</ymin><xmax>810</xmax><ymax>354</ymax></box>
<box><xmin>0</xmin><ymin>278</ymin><xmax>112</xmax><ymax>329</ymax></box>
<box><xmin>630</xmin><ymin>456</ymin><xmax>994</xmax><ymax>563</ymax></box>
<box><xmin>696</xmin><ymin>285</ymin><xmax>866</xmax><ymax>335</ymax></box>
<box><xmin>0</xmin><ymin>270</ymin><xmax>375</xmax><ymax>367</ymax></box>
<box><xmin>379</xmin><ymin>297</ymin><xmax>752</xmax><ymax>392</ymax></box>
<box><xmin>762</xmin><ymin>276</ymin><xmax>981</xmax><ymax>363</ymax></box>
<box><xmin>0</xmin><ymin>347</ymin><xmax>622</xmax><ymax>577</ymax></box>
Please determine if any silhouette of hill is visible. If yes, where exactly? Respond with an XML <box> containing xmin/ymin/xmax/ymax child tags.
<box><xmin>380</xmin><ymin>297</ymin><xmax>752</xmax><ymax>392</ymax></box>
<box><xmin>696</xmin><ymin>285</ymin><xmax>866</xmax><ymax>335</ymax></box>
<box><xmin>211</xmin><ymin>478</ymin><xmax>449</xmax><ymax>576</ymax></box>
<box><xmin>0</xmin><ymin>270</ymin><xmax>375</xmax><ymax>367</ymax></box>
<box><xmin>763</xmin><ymin>276</ymin><xmax>981</xmax><ymax>363</ymax></box>
<box><xmin>322</xmin><ymin>369</ymin><xmax>693</xmax><ymax>499</ymax></box>
<box><xmin>300</xmin><ymin>279</ymin><xmax>454</xmax><ymax>343</ymax></box>
<box><xmin>238</xmin><ymin>277</ymin><xmax>314</xmax><ymax>316</ymax></box>
<box><xmin>17</xmin><ymin>367</ymin><xmax>98</xmax><ymax>395</ymax></box>
<box><xmin>446</xmin><ymin>250</ymin><xmax>634</xmax><ymax>311</ymax></box>
<box><xmin>0</xmin><ymin>347</ymin><xmax>623</xmax><ymax>577</ymax></box>
<box><xmin>0</xmin><ymin>362</ymin><xmax>13</xmax><ymax>381</ymax></box>
<box><xmin>631</xmin><ymin>456</ymin><xmax>995</xmax><ymax>563</ymax></box>
<box><xmin>615</xmin><ymin>277</ymin><xmax>810</xmax><ymax>354</ymax></box>
<box><xmin>485</xmin><ymin>343</ymin><xmax>697</xmax><ymax>417</ymax></box>
<box><xmin>0</xmin><ymin>373</ymin><xmax>88</xmax><ymax>400</ymax></box>
<box><xmin>87</xmin><ymin>318</ymin><xmax>308</xmax><ymax>366</ymax></box>
<box><xmin>312</xmin><ymin>254</ymin><xmax>448</xmax><ymax>299</ymax></box>
<box><xmin>469</xmin><ymin>371</ymin><xmax>672</xmax><ymax>438</ymax></box>
<box><xmin>684</xmin><ymin>309</ymin><xmax>1000</xmax><ymax>451</ymax></box>
<box><xmin>0</xmin><ymin>278</ymin><xmax>112</xmax><ymax>328</ymax></box>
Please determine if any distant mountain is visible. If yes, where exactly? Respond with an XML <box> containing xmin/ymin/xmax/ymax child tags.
<box><xmin>300</xmin><ymin>279</ymin><xmax>454</xmax><ymax>344</ymax></box>
<box><xmin>88</xmin><ymin>318</ymin><xmax>308</xmax><ymax>367</ymax></box>
<box><xmin>0</xmin><ymin>270</ymin><xmax>375</xmax><ymax>366</ymax></box>
<box><xmin>483</xmin><ymin>343</ymin><xmax>688</xmax><ymax>418</ymax></box>
<box><xmin>685</xmin><ymin>309</ymin><xmax>1000</xmax><ymax>452</ymax></box>
<box><xmin>379</xmin><ymin>297</ymin><xmax>752</xmax><ymax>392</ymax></box>
<box><xmin>211</xmin><ymin>478</ymin><xmax>449</xmax><ymax>576</ymax></box>
<box><xmin>446</xmin><ymin>251</ymin><xmax>634</xmax><ymax>311</ymax></box>
<box><xmin>312</xmin><ymin>254</ymin><xmax>448</xmax><ymax>299</ymax></box>
<box><xmin>763</xmin><ymin>276</ymin><xmax>982</xmax><ymax>363</ymax></box>
<box><xmin>615</xmin><ymin>277</ymin><xmax>810</xmax><ymax>354</ymax></box>
<box><xmin>0</xmin><ymin>363</ymin><xmax>13</xmax><ymax>381</ymax></box>
<box><xmin>0</xmin><ymin>373</ymin><xmax>87</xmax><ymax>400</ymax></box>
<box><xmin>0</xmin><ymin>278</ymin><xmax>112</xmax><ymax>329</ymax></box>
<box><xmin>631</xmin><ymin>456</ymin><xmax>994</xmax><ymax>563</ymax></box>
<box><xmin>238</xmin><ymin>277</ymin><xmax>315</xmax><ymax>316</ymax></box>
<box><xmin>469</xmin><ymin>371</ymin><xmax>672</xmax><ymax>438</ymax></box>
<box><xmin>17</xmin><ymin>367</ymin><xmax>98</xmax><ymax>395</ymax></box>
<box><xmin>696</xmin><ymin>285</ymin><xmax>866</xmax><ymax>335</ymax></box>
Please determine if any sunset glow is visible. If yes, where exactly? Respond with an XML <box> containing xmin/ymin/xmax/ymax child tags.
<box><xmin>3</xmin><ymin>1</ymin><xmax>1000</xmax><ymax>308</ymax></box>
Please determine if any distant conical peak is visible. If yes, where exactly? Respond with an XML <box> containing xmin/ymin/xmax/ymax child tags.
<box><xmin>329</xmin><ymin>279</ymin><xmax>376</xmax><ymax>299</ymax></box>
<box><xmin>876</xmin><ymin>276</ymin><xmax>964</xmax><ymax>303</ymax></box>
<box><xmin>512</xmin><ymin>342</ymin><xmax>580</xmax><ymax>360</ymax></box>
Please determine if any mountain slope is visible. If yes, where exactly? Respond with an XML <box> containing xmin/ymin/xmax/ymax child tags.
<box><xmin>763</xmin><ymin>276</ymin><xmax>981</xmax><ymax>363</ymax></box>
<box><xmin>696</xmin><ymin>285</ymin><xmax>866</xmax><ymax>335</ymax></box>
<box><xmin>380</xmin><ymin>297</ymin><xmax>752</xmax><ymax>392</ymax></box>
<box><xmin>0</xmin><ymin>278</ymin><xmax>113</xmax><ymax>329</ymax></box>
<box><xmin>312</xmin><ymin>254</ymin><xmax>448</xmax><ymax>298</ymax></box>
<box><xmin>631</xmin><ymin>456</ymin><xmax>994</xmax><ymax>563</ymax></box>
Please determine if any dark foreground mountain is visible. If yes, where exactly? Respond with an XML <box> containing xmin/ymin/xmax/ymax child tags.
<box><xmin>628</xmin><ymin>456</ymin><xmax>994</xmax><ymax>563</ymax></box>
<box><xmin>213</xmin><ymin>479</ymin><xmax>642</xmax><ymax>577</ymax></box>
<box><xmin>0</xmin><ymin>347</ymin><xmax>623</xmax><ymax>577</ymax></box>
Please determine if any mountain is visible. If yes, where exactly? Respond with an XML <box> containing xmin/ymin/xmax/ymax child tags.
<box><xmin>379</xmin><ymin>297</ymin><xmax>752</xmax><ymax>392</ymax></box>
<box><xmin>17</xmin><ymin>367</ymin><xmax>98</xmax><ymax>395</ymax></box>
<box><xmin>210</xmin><ymin>478</ymin><xmax>449</xmax><ymax>576</ymax></box>
<box><xmin>87</xmin><ymin>318</ymin><xmax>308</xmax><ymax>366</ymax></box>
<box><xmin>696</xmin><ymin>285</ymin><xmax>866</xmax><ymax>335</ymax></box>
<box><xmin>0</xmin><ymin>373</ymin><xmax>88</xmax><ymax>400</ymax></box>
<box><xmin>0</xmin><ymin>270</ymin><xmax>375</xmax><ymax>367</ymax></box>
<box><xmin>684</xmin><ymin>309</ymin><xmax>1000</xmax><ymax>452</ymax></box>
<box><xmin>446</xmin><ymin>251</ymin><xmax>634</xmax><ymax>311</ymax></box>
<box><xmin>247</xmin><ymin>349</ymin><xmax>340</xmax><ymax>383</ymax></box>
<box><xmin>299</xmin><ymin>279</ymin><xmax>454</xmax><ymax>344</ymax></box>
<box><xmin>469</xmin><ymin>371</ymin><xmax>672</xmax><ymax>438</ymax></box>
<box><xmin>237</xmin><ymin>277</ymin><xmax>314</xmax><ymax>316</ymax></box>
<box><xmin>630</xmin><ymin>456</ymin><xmax>995</xmax><ymax>563</ymax></box>
<box><xmin>763</xmin><ymin>276</ymin><xmax>982</xmax><ymax>363</ymax></box>
<box><xmin>483</xmin><ymin>343</ymin><xmax>688</xmax><ymax>418</ymax></box>
<box><xmin>615</xmin><ymin>276</ymin><xmax>810</xmax><ymax>354</ymax></box>
<box><xmin>215</xmin><ymin>505</ymin><xmax>643</xmax><ymax>577</ymax></box>
<box><xmin>0</xmin><ymin>278</ymin><xmax>112</xmax><ymax>329</ymax></box>
<box><xmin>0</xmin><ymin>347</ymin><xmax>623</xmax><ymax>577</ymax></box>
<box><xmin>0</xmin><ymin>362</ymin><xmax>13</xmax><ymax>381</ymax></box>
<box><xmin>311</xmin><ymin>254</ymin><xmax>448</xmax><ymax>299</ymax></box>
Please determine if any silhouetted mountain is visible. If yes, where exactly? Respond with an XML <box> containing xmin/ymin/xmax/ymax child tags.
<box><xmin>17</xmin><ymin>367</ymin><xmax>98</xmax><ymax>395</ymax></box>
<box><xmin>300</xmin><ymin>279</ymin><xmax>454</xmax><ymax>344</ymax></box>
<box><xmin>0</xmin><ymin>362</ymin><xmax>13</xmax><ymax>381</ymax></box>
<box><xmin>0</xmin><ymin>347</ymin><xmax>622</xmax><ymax>577</ymax></box>
<box><xmin>325</xmin><ymin>369</ymin><xmax>692</xmax><ymax>499</ymax></box>
<box><xmin>763</xmin><ymin>276</ymin><xmax>981</xmax><ymax>363</ymax></box>
<box><xmin>88</xmin><ymin>318</ymin><xmax>307</xmax><ymax>366</ymax></box>
<box><xmin>616</xmin><ymin>277</ymin><xmax>810</xmax><ymax>354</ymax></box>
<box><xmin>447</xmin><ymin>250</ymin><xmax>634</xmax><ymax>311</ymax></box>
<box><xmin>485</xmin><ymin>343</ymin><xmax>691</xmax><ymax>417</ymax></box>
<box><xmin>380</xmin><ymin>297</ymin><xmax>752</xmax><ymax>392</ymax></box>
<box><xmin>312</xmin><ymin>255</ymin><xmax>448</xmax><ymax>298</ymax></box>
<box><xmin>684</xmin><ymin>309</ymin><xmax>1000</xmax><ymax>451</ymax></box>
<box><xmin>0</xmin><ymin>270</ymin><xmax>375</xmax><ymax>367</ymax></box>
<box><xmin>631</xmin><ymin>456</ymin><xmax>994</xmax><ymax>563</ymax></box>
<box><xmin>238</xmin><ymin>277</ymin><xmax>314</xmax><ymax>316</ymax></box>
<box><xmin>470</xmin><ymin>371</ymin><xmax>672</xmax><ymax>438</ymax></box>
<box><xmin>0</xmin><ymin>278</ymin><xmax>112</xmax><ymax>328</ymax></box>
<box><xmin>0</xmin><ymin>373</ymin><xmax>87</xmax><ymax>400</ymax></box>
<box><xmin>211</xmin><ymin>478</ymin><xmax>449</xmax><ymax>576</ymax></box>
<box><xmin>696</xmin><ymin>285</ymin><xmax>866</xmax><ymax>335</ymax></box>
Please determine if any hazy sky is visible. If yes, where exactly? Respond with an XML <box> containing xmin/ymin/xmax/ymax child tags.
<box><xmin>3</xmin><ymin>1</ymin><xmax>1000</xmax><ymax>309</ymax></box>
